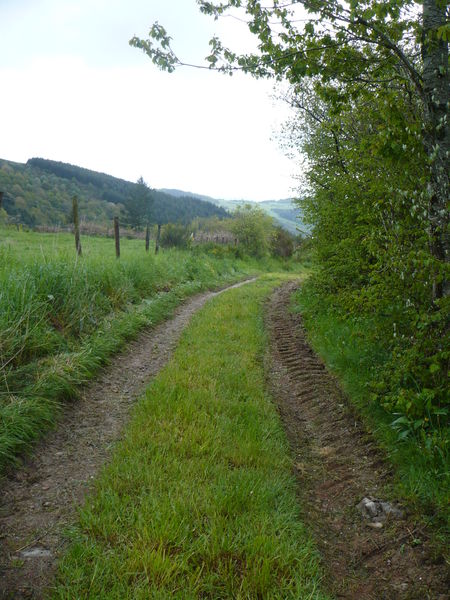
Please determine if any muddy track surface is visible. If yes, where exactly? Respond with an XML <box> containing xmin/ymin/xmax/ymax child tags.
<box><xmin>0</xmin><ymin>279</ymin><xmax>255</xmax><ymax>600</ymax></box>
<box><xmin>266</xmin><ymin>282</ymin><xmax>448</xmax><ymax>600</ymax></box>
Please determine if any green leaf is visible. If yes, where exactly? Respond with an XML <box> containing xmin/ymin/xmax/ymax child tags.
<box><xmin>436</xmin><ymin>24</ymin><xmax>450</xmax><ymax>41</ymax></box>
<box><xmin>392</xmin><ymin>416</ymin><xmax>410</xmax><ymax>426</ymax></box>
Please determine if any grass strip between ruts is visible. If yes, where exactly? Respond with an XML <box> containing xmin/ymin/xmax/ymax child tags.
<box><xmin>52</xmin><ymin>274</ymin><xmax>329</xmax><ymax>600</ymax></box>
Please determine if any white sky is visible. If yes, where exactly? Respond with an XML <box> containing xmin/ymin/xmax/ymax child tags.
<box><xmin>0</xmin><ymin>0</ymin><xmax>300</xmax><ymax>201</ymax></box>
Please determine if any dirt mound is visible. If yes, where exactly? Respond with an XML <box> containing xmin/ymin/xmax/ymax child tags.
<box><xmin>266</xmin><ymin>282</ymin><xmax>448</xmax><ymax>600</ymax></box>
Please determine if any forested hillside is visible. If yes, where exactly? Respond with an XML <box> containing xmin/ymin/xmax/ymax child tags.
<box><xmin>0</xmin><ymin>158</ymin><xmax>228</xmax><ymax>227</ymax></box>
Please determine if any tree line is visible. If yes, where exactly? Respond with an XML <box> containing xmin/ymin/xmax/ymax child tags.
<box><xmin>0</xmin><ymin>158</ymin><xmax>227</xmax><ymax>228</ymax></box>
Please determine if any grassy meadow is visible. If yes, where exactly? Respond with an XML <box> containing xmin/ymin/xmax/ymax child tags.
<box><xmin>53</xmin><ymin>275</ymin><xmax>328</xmax><ymax>599</ymax></box>
<box><xmin>0</xmin><ymin>227</ymin><xmax>293</xmax><ymax>472</ymax></box>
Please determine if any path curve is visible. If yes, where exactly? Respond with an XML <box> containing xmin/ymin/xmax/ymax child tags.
<box><xmin>266</xmin><ymin>281</ymin><xmax>448</xmax><ymax>600</ymax></box>
<box><xmin>0</xmin><ymin>278</ymin><xmax>255</xmax><ymax>599</ymax></box>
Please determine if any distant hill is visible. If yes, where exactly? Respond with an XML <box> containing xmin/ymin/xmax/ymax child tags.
<box><xmin>161</xmin><ymin>189</ymin><xmax>306</xmax><ymax>234</ymax></box>
<box><xmin>0</xmin><ymin>158</ymin><xmax>227</xmax><ymax>228</ymax></box>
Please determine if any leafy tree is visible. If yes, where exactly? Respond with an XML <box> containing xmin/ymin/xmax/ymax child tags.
<box><xmin>160</xmin><ymin>223</ymin><xmax>191</xmax><ymax>248</ymax></box>
<box><xmin>191</xmin><ymin>215</ymin><xmax>231</xmax><ymax>235</ymax></box>
<box><xmin>281</xmin><ymin>65</ymin><xmax>448</xmax><ymax>433</ymax></box>
<box><xmin>126</xmin><ymin>176</ymin><xmax>154</xmax><ymax>229</ymax></box>
<box><xmin>131</xmin><ymin>0</ymin><xmax>449</xmax><ymax>299</ymax></box>
<box><xmin>230</xmin><ymin>204</ymin><xmax>274</xmax><ymax>257</ymax></box>
<box><xmin>283</xmin><ymin>77</ymin><xmax>429</xmax><ymax>290</ymax></box>
<box><xmin>271</xmin><ymin>226</ymin><xmax>295</xmax><ymax>258</ymax></box>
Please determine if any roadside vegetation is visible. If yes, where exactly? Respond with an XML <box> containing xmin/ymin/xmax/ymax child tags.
<box><xmin>281</xmin><ymin>12</ymin><xmax>449</xmax><ymax>536</ymax></box>
<box><xmin>294</xmin><ymin>283</ymin><xmax>449</xmax><ymax>535</ymax></box>
<box><xmin>53</xmin><ymin>276</ymin><xmax>328</xmax><ymax>600</ymax></box>
<box><xmin>0</xmin><ymin>226</ymin><xmax>297</xmax><ymax>473</ymax></box>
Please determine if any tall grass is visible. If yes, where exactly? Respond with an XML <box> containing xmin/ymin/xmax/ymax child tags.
<box><xmin>0</xmin><ymin>228</ymin><xmax>277</xmax><ymax>471</ymax></box>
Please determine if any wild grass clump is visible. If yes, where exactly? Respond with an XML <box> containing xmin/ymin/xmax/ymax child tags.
<box><xmin>0</xmin><ymin>228</ymin><xmax>268</xmax><ymax>471</ymax></box>
<box><xmin>53</xmin><ymin>276</ymin><xmax>328</xmax><ymax>599</ymax></box>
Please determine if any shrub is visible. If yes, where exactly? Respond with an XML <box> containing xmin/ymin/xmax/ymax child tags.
<box><xmin>160</xmin><ymin>223</ymin><xmax>191</xmax><ymax>249</ymax></box>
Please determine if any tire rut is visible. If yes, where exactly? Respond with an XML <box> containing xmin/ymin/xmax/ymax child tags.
<box><xmin>0</xmin><ymin>278</ymin><xmax>255</xmax><ymax>600</ymax></box>
<box><xmin>266</xmin><ymin>281</ymin><xmax>448</xmax><ymax>600</ymax></box>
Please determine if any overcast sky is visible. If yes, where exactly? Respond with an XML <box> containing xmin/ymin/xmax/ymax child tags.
<box><xmin>0</xmin><ymin>0</ymin><xmax>300</xmax><ymax>201</ymax></box>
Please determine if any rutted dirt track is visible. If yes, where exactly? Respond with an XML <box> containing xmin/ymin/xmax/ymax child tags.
<box><xmin>1</xmin><ymin>279</ymin><xmax>448</xmax><ymax>599</ymax></box>
<box><xmin>0</xmin><ymin>279</ymin><xmax>254</xmax><ymax>600</ymax></box>
<box><xmin>266</xmin><ymin>282</ymin><xmax>448</xmax><ymax>600</ymax></box>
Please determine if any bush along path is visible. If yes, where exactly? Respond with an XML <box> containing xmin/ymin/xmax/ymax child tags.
<box><xmin>0</xmin><ymin>278</ymin><xmax>259</xmax><ymax>599</ymax></box>
<box><xmin>266</xmin><ymin>282</ymin><xmax>448</xmax><ymax>600</ymax></box>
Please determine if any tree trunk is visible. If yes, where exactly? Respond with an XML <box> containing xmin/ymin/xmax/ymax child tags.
<box><xmin>145</xmin><ymin>223</ymin><xmax>150</xmax><ymax>252</ymax></box>
<box><xmin>72</xmin><ymin>196</ymin><xmax>82</xmax><ymax>256</ymax></box>
<box><xmin>155</xmin><ymin>223</ymin><xmax>161</xmax><ymax>254</ymax></box>
<box><xmin>114</xmin><ymin>217</ymin><xmax>120</xmax><ymax>259</ymax></box>
<box><xmin>422</xmin><ymin>0</ymin><xmax>449</xmax><ymax>300</ymax></box>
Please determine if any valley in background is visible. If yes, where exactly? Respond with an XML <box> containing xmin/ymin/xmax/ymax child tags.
<box><xmin>0</xmin><ymin>158</ymin><xmax>304</xmax><ymax>234</ymax></box>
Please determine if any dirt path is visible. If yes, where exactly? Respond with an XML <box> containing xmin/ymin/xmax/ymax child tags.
<box><xmin>0</xmin><ymin>279</ymin><xmax>255</xmax><ymax>600</ymax></box>
<box><xmin>266</xmin><ymin>282</ymin><xmax>448</xmax><ymax>600</ymax></box>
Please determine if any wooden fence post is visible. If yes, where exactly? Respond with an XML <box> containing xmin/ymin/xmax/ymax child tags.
<box><xmin>114</xmin><ymin>216</ymin><xmax>120</xmax><ymax>258</ymax></box>
<box><xmin>145</xmin><ymin>223</ymin><xmax>150</xmax><ymax>252</ymax></box>
<box><xmin>72</xmin><ymin>196</ymin><xmax>82</xmax><ymax>256</ymax></box>
<box><xmin>0</xmin><ymin>191</ymin><xmax>4</xmax><ymax>210</ymax></box>
<box><xmin>155</xmin><ymin>223</ymin><xmax>161</xmax><ymax>254</ymax></box>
